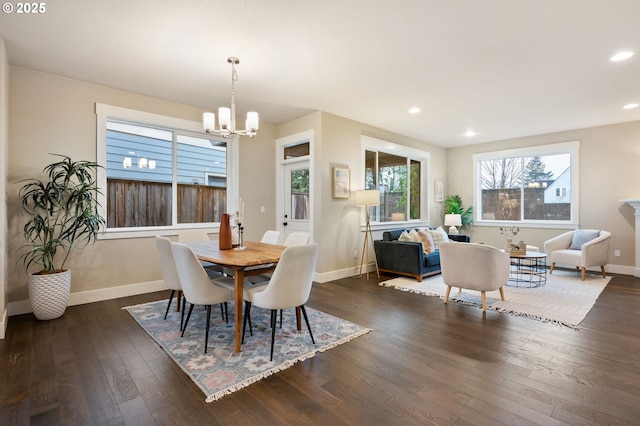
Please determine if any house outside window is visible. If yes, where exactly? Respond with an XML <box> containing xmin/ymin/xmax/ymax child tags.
<box><xmin>97</xmin><ymin>104</ymin><xmax>238</xmax><ymax>238</ymax></box>
<box><xmin>473</xmin><ymin>141</ymin><xmax>579</xmax><ymax>225</ymax></box>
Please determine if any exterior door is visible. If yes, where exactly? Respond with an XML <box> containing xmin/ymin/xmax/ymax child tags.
<box><xmin>282</xmin><ymin>161</ymin><xmax>310</xmax><ymax>242</ymax></box>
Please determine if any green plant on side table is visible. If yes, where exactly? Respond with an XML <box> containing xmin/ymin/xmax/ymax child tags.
<box><xmin>443</xmin><ymin>194</ymin><xmax>473</xmax><ymax>230</ymax></box>
<box><xmin>19</xmin><ymin>155</ymin><xmax>105</xmax><ymax>320</ymax></box>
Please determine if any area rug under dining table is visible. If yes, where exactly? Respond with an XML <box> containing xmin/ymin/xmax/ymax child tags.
<box><xmin>380</xmin><ymin>269</ymin><xmax>611</xmax><ymax>328</ymax></box>
<box><xmin>124</xmin><ymin>299</ymin><xmax>371</xmax><ymax>402</ymax></box>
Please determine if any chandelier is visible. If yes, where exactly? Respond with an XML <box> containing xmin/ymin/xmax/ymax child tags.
<box><xmin>203</xmin><ymin>57</ymin><xmax>259</xmax><ymax>138</ymax></box>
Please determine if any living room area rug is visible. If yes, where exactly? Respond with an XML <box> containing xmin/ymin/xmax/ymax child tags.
<box><xmin>124</xmin><ymin>300</ymin><xmax>371</xmax><ymax>402</ymax></box>
<box><xmin>379</xmin><ymin>270</ymin><xmax>611</xmax><ymax>328</ymax></box>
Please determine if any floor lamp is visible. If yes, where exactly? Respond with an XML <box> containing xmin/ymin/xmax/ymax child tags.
<box><xmin>355</xmin><ymin>190</ymin><xmax>380</xmax><ymax>280</ymax></box>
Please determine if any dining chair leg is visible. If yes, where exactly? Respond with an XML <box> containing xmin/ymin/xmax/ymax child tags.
<box><xmin>181</xmin><ymin>303</ymin><xmax>195</xmax><ymax>337</ymax></box>
<box><xmin>224</xmin><ymin>302</ymin><xmax>229</xmax><ymax>324</ymax></box>
<box><xmin>204</xmin><ymin>305</ymin><xmax>212</xmax><ymax>354</ymax></box>
<box><xmin>242</xmin><ymin>301</ymin><xmax>253</xmax><ymax>344</ymax></box>
<box><xmin>270</xmin><ymin>309</ymin><xmax>277</xmax><ymax>361</ymax></box>
<box><xmin>300</xmin><ymin>305</ymin><xmax>315</xmax><ymax>344</ymax></box>
<box><xmin>180</xmin><ymin>294</ymin><xmax>186</xmax><ymax>332</ymax></box>
<box><xmin>219</xmin><ymin>303</ymin><xmax>224</xmax><ymax>321</ymax></box>
<box><xmin>164</xmin><ymin>290</ymin><xmax>176</xmax><ymax>320</ymax></box>
<box><xmin>279</xmin><ymin>310</ymin><xmax>283</xmax><ymax>328</ymax></box>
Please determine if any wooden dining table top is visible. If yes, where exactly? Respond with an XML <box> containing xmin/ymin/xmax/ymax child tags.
<box><xmin>187</xmin><ymin>240</ymin><xmax>286</xmax><ymax>268</ymax></box>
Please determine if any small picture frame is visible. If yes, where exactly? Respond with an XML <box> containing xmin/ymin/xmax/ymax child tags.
<box><xmin>434</xmin><ymin>180</ymin><xmax>444</xmax><ymax>202</ymax></box>
<box><xmin>332</xmin><ymin>167</ymin><xmax>350</xmax><ymax>199</ymax></box>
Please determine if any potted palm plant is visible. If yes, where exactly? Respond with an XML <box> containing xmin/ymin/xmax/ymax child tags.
<box><xmin>443</xmin><ymin>194</ymin><xmax>473</xmax><ymax>230</ymax></box>
<box><xmin>19</xmin><ymin>155</ymin><xmax>105</xmax><ymax>320</ymax></box>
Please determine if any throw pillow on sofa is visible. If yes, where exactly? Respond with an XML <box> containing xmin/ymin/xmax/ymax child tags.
<box><xmin>429</xmin><ymin>226</ymin><xmax>450</xmax><ymax>250</ymax></box>
<box><xmin>418</xmin><ymin>230</ymin><xmax>435</xmax><ymax>254</ymax></box>
<box><xmin>398</xmin><ymin>230</ymin><xmax>417</xmax><ymax>242</ymax></box>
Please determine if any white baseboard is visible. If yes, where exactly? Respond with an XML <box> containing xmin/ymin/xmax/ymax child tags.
<box><xmin>7</xmin><ymin>280</ymin><xmax>166</xmax><ymax>317</ymax></box>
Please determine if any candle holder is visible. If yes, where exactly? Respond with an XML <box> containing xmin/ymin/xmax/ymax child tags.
<box><xmin>234</xmin><ymin>224</ymin><xmax>246</xmax><ymax>251</ymax></box>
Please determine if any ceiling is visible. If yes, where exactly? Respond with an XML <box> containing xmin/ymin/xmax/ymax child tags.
<box><xmin>1</xmin><ymin>0</ymin><xmax>639</xmax><ymax>148</ymax></box>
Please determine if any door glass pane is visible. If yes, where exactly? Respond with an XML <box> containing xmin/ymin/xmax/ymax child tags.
<box><xmin>290</xmin><ymin>168</ymin><xmax>309</xmax><ymax>220</ymax></box>
<box><xmin>284</xmin><ymin>142</ymin><xmax>310</xmax><ymax>159</ymax></box>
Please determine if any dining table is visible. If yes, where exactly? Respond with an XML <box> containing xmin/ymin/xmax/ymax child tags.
<box><xmin>186</xmin><ymin>240</ymin><xmax>286</xmax><ymax>353</ymax></box>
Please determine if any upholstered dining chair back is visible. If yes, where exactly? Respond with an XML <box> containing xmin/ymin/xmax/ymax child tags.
<box><xmin>260</xmin><ymin>230</ymin><xmax>281</xmax><ymax>245</ymax></box>
<box><xmin>170</xmin><ymin>242</ymin><xmax>232</xmax><ymax>305</ymax></box>
<box><xmin>170</xmin><ymin>242</ymin><xmax>233</xmax><ymax>353</ymax></box>
<box><xmin>178</xmin><ymin>229</ymin><xmax>210</xmax><ymax>243</ymax></box>
<box><xmin>283</xmin><ymin>232</ymin><xmax>310</xmax><ymax>247</ymax></box>
<box><xmin>156</xmin><ymin>236</ymin><xmax>181</xmax><ymax>292</ymax></box>
<box><xmin>252</xmin><ymin>243</ymin><xmax>318</xmax><ymax>310</ymax></box>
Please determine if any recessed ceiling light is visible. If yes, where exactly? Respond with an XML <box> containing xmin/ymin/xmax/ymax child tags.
<box><xmin>408</xmin><ymin>107</ymin><xmax>420</xmax><ymax>114</ymax></box>
<box><xmin>610</xmin><ymin>51</ymin><xmax>634</xmax><ymax>61</ymax></box>
<box><xmin>464</xmin><ymin>130</ymin><xmax>477</xmax><ymax>137</ymax></box>
<box><xmin>623</xmin><ymin>103</ymin><xmax>639</xmax><ymax>109</ymax></box>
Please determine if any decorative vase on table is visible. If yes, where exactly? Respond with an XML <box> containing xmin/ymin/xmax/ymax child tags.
<box><xmin>504</xmin><ymin>238</ymin><xmax>513</xmax><ymax>253</ymax></box>
<box><xmin>219</xmin><ymin>213</ymin><xmax>233</xmax><ymax>250</ymax></box>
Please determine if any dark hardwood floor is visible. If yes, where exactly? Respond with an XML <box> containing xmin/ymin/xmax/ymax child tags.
<box><xmin>2</xmin><ymin>271</ymin><xmax>640</xmax><ymax>425</ymax></box>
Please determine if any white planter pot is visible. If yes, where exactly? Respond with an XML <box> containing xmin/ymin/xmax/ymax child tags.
<box><xmin>28</xmin><ymin>269</ymin><xmax>71</xmax><ymax>320</ymax></box>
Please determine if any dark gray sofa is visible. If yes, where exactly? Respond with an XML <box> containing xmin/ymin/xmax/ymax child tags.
<box><xmin>374</xmin><ymin>229</ymin><xmax>469</xmax><ymax>281</ymax></box>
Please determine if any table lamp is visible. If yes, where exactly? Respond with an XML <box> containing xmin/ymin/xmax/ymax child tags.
<box><xmin>355</xmin><ymin>190</ymin><xmax>380</xmax><ymax>280</ymax></box>
<box><xmin>444</xmin><ymin>214</ymin><xmax>462</xmax><ymax>235</ymax></box>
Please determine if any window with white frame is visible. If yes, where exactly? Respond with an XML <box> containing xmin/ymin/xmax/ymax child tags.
<box><xmin>362</xmin><ymin>136</ymin><xmax>429</xmax><ymax>223</ymax></box>
<box><xmin>97</xmin><ymin>104</ymin><xmax>237</xmax><ymax>234</ymax></box>
<box><xmin>473</xmin><ymin>141</ymin><xmax>579</xmax><ymax>224</ymax></box>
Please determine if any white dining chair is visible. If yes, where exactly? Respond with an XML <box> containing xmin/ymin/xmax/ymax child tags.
<box><xmin>178</xmin><ymin>229</ymin><xmax>224</xmax><ymax>276</ymax></box>
<box><xmin>260</xmin><ymin>230</ymin><xmax>280</xmax><ymax>245</ymax></box>
<box><xmin>283</xmin><ymin>232</ymin><xmax>309</xmax><ymax>246</ymax></box>
<box><xmin>155</xmin><ymin>236</ymin><xmax>186</xmax><ymax>331</ymax></box>
<box><xmin>240</xmin><ymin>243</ymin><xmax>319</xmax><ymax>361</ymax></box>
<box><xmin>170</xmin><ymin>242</ymin><xmax>234</xmax><ymax>354</ymax></box>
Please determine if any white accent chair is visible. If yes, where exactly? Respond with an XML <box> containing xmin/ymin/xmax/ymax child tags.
<box><xmin>170</xmin><ymin>242</ymin><xmax>234</xmax><ymax>354</ymax></box>
<box><xmin>439</xmin><ymin>242</ymin><xmax>510</xmax><ymax>312</ymax></box>
<box><xmin>238</xmin><ymin>243</ymin><xmax>319</xmax><ymax>361</ymax></box>
<box><xmin>155</xmin><ymin>236</ymin><xmax>186</xmax><ymax>330</ymax></box>
<box><xmin>544</xmin><ymin>230</ymin><xmax>611</xmax><ymax>281</ymax></box>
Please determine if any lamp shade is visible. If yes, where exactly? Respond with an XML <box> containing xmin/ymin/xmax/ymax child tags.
<box><xmin>355</xmin><ymin>190</ymin><xmax>380</xmax><ymax>207</ymax></box>
<box><xmin>444</xmin><ymin>214</ymin><xmax>462</xmax><ymax>227</ymax></box>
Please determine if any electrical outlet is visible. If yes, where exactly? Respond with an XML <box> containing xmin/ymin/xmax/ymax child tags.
<box><xmin>614</xmin><ymin>249</ymin><xmax>621</xmax><ymax>257</ymax></box>
<box><xmin>260</xmin><ymin>206</ymin><xmax>265</xmax><ymax>213</ymax></box>
<box><xmin>353</xmin><ymin>250</ymin><xmax>358</xmax><ymax>258</ymax></box>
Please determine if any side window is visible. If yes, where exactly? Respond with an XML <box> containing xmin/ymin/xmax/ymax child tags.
<box><xmin>105</xmin><ymin>121</ymin><xmax>227</xmax><ymax>228</ymax></box>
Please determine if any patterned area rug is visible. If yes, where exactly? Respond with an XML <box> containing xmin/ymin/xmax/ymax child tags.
<box><xmin>124</xmin><ymin>300</ymin><xmax>371</xmax><ymax>402</ymax></box>
<box><xmin>380</xmin><ymin>270</ymin><xmax>611</xmax><ymax>328</ymax></box>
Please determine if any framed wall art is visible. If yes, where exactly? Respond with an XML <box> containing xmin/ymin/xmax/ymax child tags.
<box><xmin>332</xmin><ymin>166</ymin><xmax>350</xmax><ymax>199</ymax></box>
<box><xmin>434</xmin><ymin>179</ymin><xmax>444</xmax><ymax>202</ymax></box>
